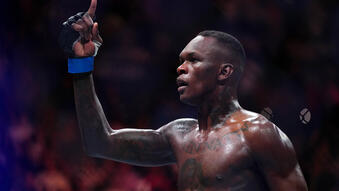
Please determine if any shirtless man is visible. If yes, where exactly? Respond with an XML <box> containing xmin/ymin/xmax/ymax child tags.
<box><xmin>60</xmin><ymin>0</ymin><xmax>308</xmax><ymax>190</ymax></box>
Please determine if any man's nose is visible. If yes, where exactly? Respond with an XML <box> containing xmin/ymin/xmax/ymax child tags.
<box><xmin>177</xmin><ymin>63</ymin><xmax>188</xmax><ymax>75</ymax></box>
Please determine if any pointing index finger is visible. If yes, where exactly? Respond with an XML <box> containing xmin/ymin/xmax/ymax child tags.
<box><xmin>87</xmin><ymin>0</ymin><xmax>97</xmax><ymax>18</ymax></box>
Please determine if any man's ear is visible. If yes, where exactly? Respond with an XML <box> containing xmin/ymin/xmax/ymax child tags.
<box><xmin>218</xmin><ymin>63</ymin><xmax>234</xmax><ymax>82</ymax></box>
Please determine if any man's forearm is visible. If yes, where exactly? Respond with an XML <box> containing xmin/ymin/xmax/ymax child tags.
<box><xmin>73</xmin><ymin>73</ymin><xmax>113</xmax><ymax>156</ymax></box>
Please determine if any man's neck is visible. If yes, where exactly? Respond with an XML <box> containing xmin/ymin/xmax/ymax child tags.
<box><xmin>197</xmin><ymin>92</ymin><xmax>241</xmax><ymax>131</ymax></box>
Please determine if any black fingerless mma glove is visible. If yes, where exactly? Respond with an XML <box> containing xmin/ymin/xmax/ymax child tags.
<box><xmin>59</xmin><ymin>12</ymin><xmax>100</xmax><ymax>74</ymax></box>
<box><xmin>58</xmin><ymin>12</ymin><xmax>94</xmax><ymax>57</ymax></box>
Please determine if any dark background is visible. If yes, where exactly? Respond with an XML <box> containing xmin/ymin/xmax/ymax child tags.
<box><xmin>0</xmin><ymin>0</ymin><xmax>339</xmax><ymax>190</ymax></box>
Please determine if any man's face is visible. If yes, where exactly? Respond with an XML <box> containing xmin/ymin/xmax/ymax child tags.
<box><xmin>177</xmin><ymin>36</ymin><xmax>222</xmax><ymax>106</ymax></box>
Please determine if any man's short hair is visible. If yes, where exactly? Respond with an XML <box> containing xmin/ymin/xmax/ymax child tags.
<box><xmin>198</xmin><ymin>30</ymin><xmax>246</xmax><ymax>72</ymax></box>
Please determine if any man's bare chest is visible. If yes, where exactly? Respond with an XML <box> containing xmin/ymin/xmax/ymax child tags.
<box><xmin>171</xmin><ymin>122</ymin><xmax>259</xmax><ymax>190</ymax></box>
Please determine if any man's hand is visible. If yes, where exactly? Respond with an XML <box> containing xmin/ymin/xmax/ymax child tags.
<box><xmin>72</xmin><ymin>0</ymin><xmax>103</xmax><ymax>57</ymax></box>
<box><xmin>59</xmin><ymin>0</ymin><xmax>103</xmax><ymax>57</ymax></box>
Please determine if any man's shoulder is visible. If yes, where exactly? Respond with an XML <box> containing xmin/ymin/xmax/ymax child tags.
<box><xmin>240</xmin><ymin>110</ymin><xmax>286</xmax><ymax>147</ymax></box>
<box><xmin>157</xmin><ymin>118</ymin><xmax>198</xmax><ymax>136</ymax></box>
<box><xmin>236</xmin><ymin>109</ymin><xmax>273</xmax><ymax>130</ymax></box>
<box><xmin>167</xmin><ymin>118</ymin><xmax>198</xmax><ymax>132</ymax></box>
<box><xmin>240</xmin><ymin>110</ymin><xmax>297</xmax><ymax>166</ymax></box>
<box><xmin>169</xmin><ymin>118</ymin><xmax>198</xmax><ymax>125</ymax></box>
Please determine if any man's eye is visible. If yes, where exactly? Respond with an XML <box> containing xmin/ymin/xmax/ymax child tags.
<box><xmin>189</xmin><ymin>58</ymin><xmax>198</xmax><ymax>62</ymax></box>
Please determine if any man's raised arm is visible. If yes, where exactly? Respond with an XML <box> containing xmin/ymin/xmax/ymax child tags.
<box><xmin>73</xmin><ymin>74</ymin><xmax>175</xmax><ymax>166</ymax></box>
<box><xmin>59</xmin><ymin>0</ymin><xmax>176</xmax><ymax>167</ymax></box>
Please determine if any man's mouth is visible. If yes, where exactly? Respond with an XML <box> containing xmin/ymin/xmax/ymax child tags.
<box><xmin>176</xmin><ymin>79</ymin><xmax>188</xmax><ymax>87</ymax></box>
<box><xmin>176</xmin><ymin>79</ymin><xmax>188</xmax><ymax>93</ymax></box>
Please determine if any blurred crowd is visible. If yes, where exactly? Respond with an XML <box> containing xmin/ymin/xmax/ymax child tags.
<box><xmin>0</xmin><ymin>0</ymin><xmax>339</xmax><ymax>190</ymax></box>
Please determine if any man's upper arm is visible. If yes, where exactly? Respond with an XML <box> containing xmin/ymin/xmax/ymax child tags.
<box><xmin>245</xmin><ymin>118</ymin><xmax>308</xmax><ymax>191</ymax></box>
<box><xmin>91</xmin><ymin>121</ymin><xmax>177</xmax><ymax>167</ymax></box>
<box><xmin>90</xmin><ymin>118</ymin><xmax>197</xmax><ymax>166</ymax></box>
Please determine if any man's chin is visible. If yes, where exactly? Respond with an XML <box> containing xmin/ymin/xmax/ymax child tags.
<box><xmin>179</xmin><ymin>95</ymin><xmax>199</xmax><ymax>106</ymax></box>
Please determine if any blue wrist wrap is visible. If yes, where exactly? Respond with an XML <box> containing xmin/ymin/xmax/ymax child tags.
<box><xmin>68</xmin><ymin>57</ymin><xmax>94</xmax><ymax>73</ymax></box>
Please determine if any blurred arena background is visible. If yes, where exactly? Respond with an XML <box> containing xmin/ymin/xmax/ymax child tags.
<box><xmin>0</xmin><ymin>0</ymin><xmax>339</xmax><ymax>190</ymax></box>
